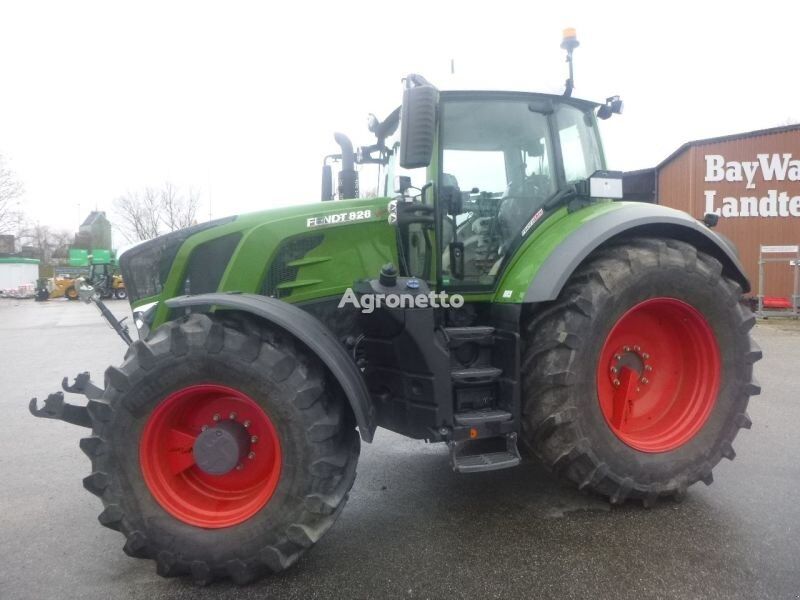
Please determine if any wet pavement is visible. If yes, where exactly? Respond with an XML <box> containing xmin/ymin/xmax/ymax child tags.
<box><xmin>1</xmin><ymin>298</ymin><xmax>798</xmax><ymax>599</ymax></box>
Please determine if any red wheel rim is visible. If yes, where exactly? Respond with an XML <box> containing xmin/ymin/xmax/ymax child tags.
<box><xmin>140</xmin><ymin>384</ymin><xmax>281</xmax><ymax>528</ymax></box>
<box><xmin>596</xmin><ymin>298</ymin><xmax>720</xmax><ymax>453</ymax></box>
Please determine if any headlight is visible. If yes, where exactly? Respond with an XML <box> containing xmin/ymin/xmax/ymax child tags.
<box><xmin>132</xmin><ymin>301</ymin><xmax>159</xmax><ymax>340</ymax></box>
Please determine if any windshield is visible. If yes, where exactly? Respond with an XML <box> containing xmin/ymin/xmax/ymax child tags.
<box><xmin>439</xmin><ymin>98</ymin><xmax>556</xmax><ymax>287</ymax></box>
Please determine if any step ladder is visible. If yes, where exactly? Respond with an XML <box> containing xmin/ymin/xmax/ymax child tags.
<box><xmin>444</xmin><ymin>326</ymin><xmax>521</xmax><ymax>473</ymax></box>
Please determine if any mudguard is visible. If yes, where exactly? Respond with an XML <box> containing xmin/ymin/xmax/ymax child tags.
<box><xmin>166</xmin><ymin>292</ymin><xmax>376</xmax><ymax>442</ymax></box>
<box><xmin>497</xmin><ymin>201</ymin><xmax>750</xmax><ymax>304</ymax></box>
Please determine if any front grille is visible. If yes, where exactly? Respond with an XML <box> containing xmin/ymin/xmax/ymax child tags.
<box><xmin>182</xmin><ymin>233</ymin><xmax>242</xmax><ymax>295</ymax></box>
<box><xmin>262</xmin><ymin>234</ymin><xmax>324</xmax><ymax>298</ymax></box>
<box><xmin>122</xmin><ymin>237</ymin><xmax>184</xmax><ymax>301</ymax></box>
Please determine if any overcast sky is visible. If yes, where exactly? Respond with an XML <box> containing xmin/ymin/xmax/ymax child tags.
<box><xmin>1</xmin><ymin>0</ymin><xmax>798</xmax><ymax>245</ymax></box>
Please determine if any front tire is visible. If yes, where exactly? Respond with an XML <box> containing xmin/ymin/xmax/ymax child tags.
<box><xmin>520</xmin><ymin>237</ymin><xmax>761</xmax><ymax>505</ymax></box>
<box><xmin>80</xmin><ymin>313</ymin><xmax>359</xmax><ymax>584</ymax></box>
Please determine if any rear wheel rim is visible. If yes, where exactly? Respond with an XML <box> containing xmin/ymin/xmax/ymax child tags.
<box><xmin>596</xmin><ymin>297</ymin><xmax>721</xmax><ymax>453</ymax></box>
<box><xmin>140</xmin><ymin>384</ymin><xmax>282</xmax><ymax>528</ymax></box>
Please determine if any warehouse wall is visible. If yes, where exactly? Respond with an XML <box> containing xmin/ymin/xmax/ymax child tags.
<box><xmin>657</xmin><ymin>127</ymin><xmax>800</xmax><ymax>299</ymax></box>
<box><xmin>0</xmin><ymin>263</ymin><xmax>39</xmax><ymax>290</ymax></box>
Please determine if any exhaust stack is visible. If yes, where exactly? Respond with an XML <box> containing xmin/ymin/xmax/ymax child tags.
<box><xmin>334</xmin><ymin>132</ymin><xmax>359</xmax><ymax>200</ymax></box>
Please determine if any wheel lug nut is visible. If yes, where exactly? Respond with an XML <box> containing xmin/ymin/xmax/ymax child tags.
<box><xmin>641</xmin><ymin>377</ymin><xmax>649</xmax><ymax>384</ymax></box>
<box><xmin>243</xmin><ymin>420</ymin><xmax>251</xmax><ymax>428</ymax></box>
<box><xmin>610</xmin><ymin>367</ymin><xmax>618</xmax><ymax>373</ymax></box>
<box><xmin>613</xmin><ymin>379</ymin><xmax>621</xmax><ymax>387</ymax></box>
<box><xmin>251</xmin><ymin>435</ymin><xmax>258</xmax><ymax>443</ymax></box>
<box><xmin>201</xmin><ymin>425</ymin><xmax>208</xmax><ymax>432</ymax></box>
<box><xmin>642</xmin><ymin>353</ymin><xmax>650</xmax><ymax>360</ymax></box>
<box><xmin>634</xmin><ymin>345</ymin><xmax>641</xmax><ymax>352</ymax></box>
<box><xmin>229</xmin><ymin>412</ymin><xmax>237</xmax><ymax>420</ymax></box>
<box><xmin>235</xmin><ymin>464</ymin><xmax>243</xmax><ymax>470</ymax></box>
<box><xmin>614</xmin><ymin>354</ymin><xmax>622</xmax><ymax>361</ymax></box>
<box><xmin>624</xmin><ymin>346</ymin><xmax>631</xmax><ymax>352</ymax></box>
<box><xmin>247</xmin><ymin>451</ymin><xmax>256</xmax><ymax>460</ymax></box>
<box><xmin>645</xmin><ymin>365</ymin><xmax>652</xmax><ymax>372</ymax></box>
<box><xmin>212</xmin><ymin>413</ymin><xmax>220</xmax><ymax>422</ymax></box>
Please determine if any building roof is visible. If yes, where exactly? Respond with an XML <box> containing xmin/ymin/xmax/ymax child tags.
<box><xmin>80</xmin><ymin>211</ymin><xmax>108</xmax><ymax>228</ymax></box>
<box><xmin>0</xmin><ymin>257</ymin><xmax>40</xmax><ymax>264</ymax></box>
<box><xmin>657</xmin><ymin>123</ymin><xmax>800</xmax><ymax>170</ymax></box>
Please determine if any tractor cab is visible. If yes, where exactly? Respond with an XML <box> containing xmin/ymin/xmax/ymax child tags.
<box><xmin>323</xmin><ymin>83</ymin><xmax>623</xmax><ymax>292</ymax></box>
<box><xmin>386</xmin><ymin>87</ymin><xmax>615</xmax><ymax>290</ymax></box>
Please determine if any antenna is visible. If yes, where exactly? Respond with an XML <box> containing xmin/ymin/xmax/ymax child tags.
<box><xmin>561</xmin><ymin>28</ymin><xmax>579</xmax><ymax>97</ymax></box>
<box><xmin>450</xmin><ymin>58</ymin><xmax>455</xmax><ymax>75</ymax></box>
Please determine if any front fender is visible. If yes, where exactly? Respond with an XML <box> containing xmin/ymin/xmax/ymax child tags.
<box><xmin>495</xmin><ymin>201</ymin><xmax>749</xmax><ymax>304</ymax></box>
<box><xmin>166</xmin><ymin>292</ymin><xmax>376</xmax><ymax>442</ymax></box>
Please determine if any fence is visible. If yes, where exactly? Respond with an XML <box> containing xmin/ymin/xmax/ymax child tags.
<box><xmin>757</xmin><ymin>245</ymin><xmax>800</xmax><ymax>318</ymax></box>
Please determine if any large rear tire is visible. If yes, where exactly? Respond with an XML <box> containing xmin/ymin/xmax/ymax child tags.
<box><xmin>520</xmin><ymin>237</ymin><xmax>761</xmax><ymax>505</ymax></box>
<box><xmin>80</xmin><ymin>313</ymin><xmax>359</xmax><ymax>584</ymax></box>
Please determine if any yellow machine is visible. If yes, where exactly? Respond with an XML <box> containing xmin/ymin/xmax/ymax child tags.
<box><xmin>47</xmin><ymin>277</ymin><xmax>80</xmax><ymax>300</ymax></box>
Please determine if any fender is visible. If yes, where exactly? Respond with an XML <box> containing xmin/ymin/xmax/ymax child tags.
<box><xmin>165</xmin><ymin>292</ymin><xmax>376</xmax><ymax>442</ymax></box>
<box><xmin>496</xmin><ymin>201</ymin><xmax>750</xmax><ymax>304</ymax></box>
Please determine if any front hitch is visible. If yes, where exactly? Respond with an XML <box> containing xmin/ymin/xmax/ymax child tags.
<box><xmin>29</xmin><ymin>372</ymin><xmax>106</xmax><ymax>428</ymax></box>
<box><xmin>75</xmin><ymin>278</ymin><xmax>133</xmax><ymax>346</ymax></box>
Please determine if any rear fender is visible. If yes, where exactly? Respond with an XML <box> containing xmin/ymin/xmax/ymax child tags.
<box><xmin>166</xmin><ymin>293</ymin><xmax>376</xmax><ymax>442</ymax></box>
<box><xmin>495</xmin><ymin>202</ymin><xmax>750</xmax><ymax>304</ymax></box>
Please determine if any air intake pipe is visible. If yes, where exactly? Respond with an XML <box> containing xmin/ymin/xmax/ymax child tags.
<box><xmin>334</xmin><ymin>132</ymin><xmax>359</xmax><ymax>200</ymax></box>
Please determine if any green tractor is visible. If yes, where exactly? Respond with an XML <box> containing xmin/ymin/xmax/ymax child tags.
<box><xmin>30</xmin><ymin>31</ymin><xmax>760</xmax><ymax>585</ymax></box>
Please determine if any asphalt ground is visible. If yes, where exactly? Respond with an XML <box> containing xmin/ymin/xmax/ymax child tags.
<box><xmin>1</xmin><ymin>298</ymin><xmax>798</xmax><ymax>599</ymax></box>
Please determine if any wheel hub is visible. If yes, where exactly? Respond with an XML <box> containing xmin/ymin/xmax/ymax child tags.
<box><xmin>608</xmin><ymin>345</ymin><xmax>654</xmax><ymax>397</ymax></box>
<box><xmin>193</xmin><ymin>420</ymin><xmax>251</xmax><ymax>475</ymax></box>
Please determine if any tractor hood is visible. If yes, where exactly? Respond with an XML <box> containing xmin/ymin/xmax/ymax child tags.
<box><xmin>119</xmin><ymin>197</ymin><xmax>396</xmax><ymax>330</ymax></box>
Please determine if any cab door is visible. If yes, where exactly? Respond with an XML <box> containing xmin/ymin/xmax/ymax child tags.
<box><xmin>436</xmin><ymin>94</ymin><xmax>558</xmax><ymax>291</ymax></box>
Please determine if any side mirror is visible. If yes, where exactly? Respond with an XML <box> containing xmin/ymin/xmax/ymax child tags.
<box><xmin>394</xmin><ymin>175</ymin><xmax>412</xmax><ymax>194</ymax></box>
<box><xmin>321</xmin><ymin>164</ymin><xmax>333</xmax><ymax>201</ymax></box>
<box><xmin>399</xmin><ymin>75</ymin><xmax>439</xmax><ymax>169</ymax></box>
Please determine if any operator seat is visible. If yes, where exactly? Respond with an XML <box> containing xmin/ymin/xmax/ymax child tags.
<box><xmin>497</xmin><ymin>173</ymin><xmax>552</xmax><ymax>245</ymax></box>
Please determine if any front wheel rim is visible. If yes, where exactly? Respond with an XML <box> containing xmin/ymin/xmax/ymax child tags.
<box><xmin>596</xmin><ymin>298</ymin><xmax>721</xmax><ymax>453</ymax></box>
<box><xmin>140</xmin><ymin>384</ymin><xmax>282</xmax><ymax>528</ymax></box>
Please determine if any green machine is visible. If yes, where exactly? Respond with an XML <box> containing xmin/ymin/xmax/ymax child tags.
<box><xmin>30</xmin><ymin>30</ymin><xmax>760</xmax><ymax>584</ymax></box>
<box><xmin>64</xmin><ymin>249</ymin><xmax>125</xmax><ymax>300</ymax></box>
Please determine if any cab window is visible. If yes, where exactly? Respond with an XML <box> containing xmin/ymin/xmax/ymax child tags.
<box><xmin>439</xmin><ymin>99</ymin><xmax>555</xmax><ymax>287</ymax></box>
<box><xmin>556</xmin><ymin>105</ymin><xmax>602</xmax><ymax>182</ymax></box>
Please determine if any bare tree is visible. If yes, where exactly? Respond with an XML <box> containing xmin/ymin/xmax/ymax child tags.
<box><xmin>160</xmin><ymin>182</ymin><xmax>200</xmax><ymax>232</ymax></box>
<box><xmin>50</xmin><ymin>229</ymin><xmax>74</xmax><ymax>259</ymax></box>
<box><xmin>0</xmin><ymin>155</ymin><xmax>24</xmax><ymax>234</ymax></box>
<box><xmin>114</xmin><ymin>182</ymin><xmax>200</xmax><ymax>242</ymax></box>
<box><xmin>114</xmin><ymin>187</ymin><xmax>164</xmax><ymax>242</ymax></box>
<box><xmin>18</xmin><ymin>222</ymin><xmax>53</xmax><ymax>262</ymax></box>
